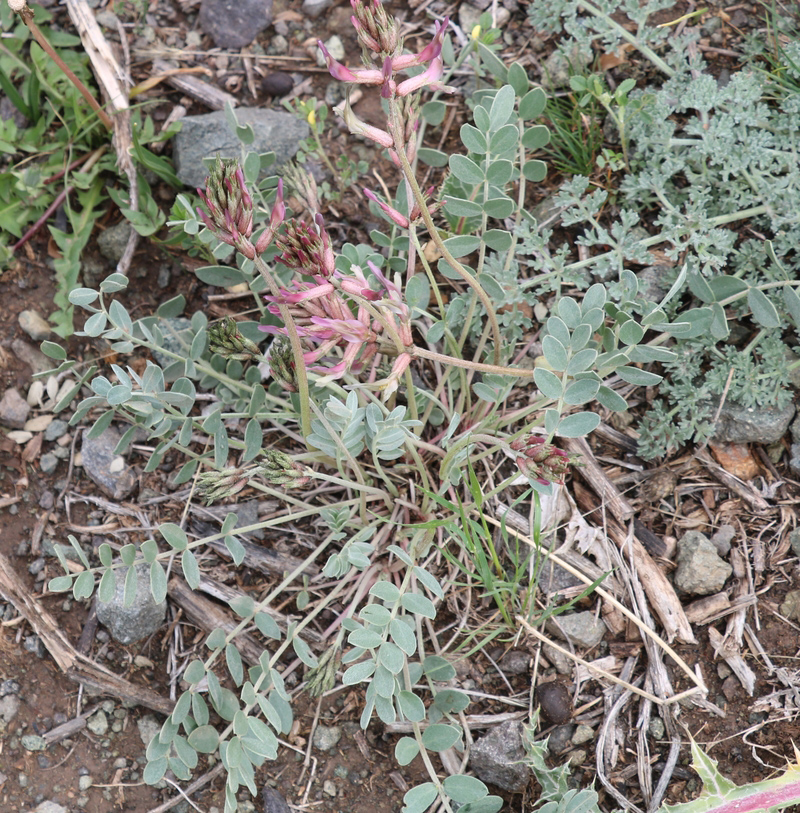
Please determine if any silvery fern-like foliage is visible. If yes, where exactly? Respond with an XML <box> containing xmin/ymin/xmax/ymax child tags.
<box><xmin>528</xmin><ymin>0</ymin><xmax>690</xmax><ymax>66</ymax></box>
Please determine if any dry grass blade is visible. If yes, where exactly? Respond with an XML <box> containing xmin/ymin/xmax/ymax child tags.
<box><xmin>483</xmin><ymin>513</ymin><xmax>703</xmax><ymax>692</ymax></box>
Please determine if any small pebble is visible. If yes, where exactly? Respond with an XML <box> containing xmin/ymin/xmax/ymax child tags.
<box><xmin>79</xmin><ymin>775</ymin><xmax>93</xmax><ymax>791</ymax></box>
<box><xmin>18</xmin><ymin>309</ymin><xmax>51</xmax><ymax>341</ymax></box>
<box><xmin>40</xmin><ymin>453</ymin><xmax>59</xmax><ymax>474</ymax></box>
<box><xmin>322</xmin><ymin>780</ymin><xmax>337</xmax><ymax>798</ymax></box>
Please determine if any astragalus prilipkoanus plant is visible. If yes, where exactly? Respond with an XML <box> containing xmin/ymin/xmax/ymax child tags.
<box><xmin>45</xmin><ymin>3</ymin><xmax>700</xmax><ymax>812</ymax></box>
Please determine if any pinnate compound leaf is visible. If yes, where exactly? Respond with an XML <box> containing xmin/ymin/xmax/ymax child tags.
<box><xmin>395</xmin><ymin>736</ymin><xmax>420</xmax><ymax>766</ymax></box>
<box><xmin>342</xmin><ymin>659</ymin><xmax>376</xmax><ymax>685</ymax></box>
<box><xmin>143</xmin><ymin>757</ymin><xmax>168</xmax><ymax>785</ymax></box>
<box><xmin>73</xmin><ymin>570</ymin><xmax>95</xmax><ymax>600</ymax></box>
<box><xmin>748</xmin><ymin>287</ymin><xmax>780</xmax><ymax>328</ymax></box>
<box><xmin>182</xmin><ymin>550</ymin><xmax>200</xmax><ymax>589</ymax></box>
<box><xmin>150</xmin><ymin>561</ymin><xmax>167</xmax><ymax>603</ymax></box>
<box><xmin>557</xmin><ymin>411</ymin><xmax>600</xmax><ymax>437</ymax></box>
<box><xmin>397</xmin><ymin>691</ymin><xmax>425</xmax><ymax>722</ymax></box>
<box><xmin>534</xmin><ymin>367</ymin><xmax>563</xmax><ymax>400</ymax></box>
<box><xmin>449</xmin><ymin>154</ymin><xmax>484</xmax><ymax>185</ymax></box>
<box><xmin>443</xmin><ymin>775</ymin><xmax>489</xmax><ymax>804</ymax></box>
<box><xmin>226</xmin><ymin>643</ymin><xmax>244</xmax><ymax>686</ymax></box>
<box><xmin>184</xmin><ymin>659</ymin><xmax>205</xmax><ymax>683</ymax></box>
<box><xmin>187</xmin><ymin>725</ymin><xmax>219</xmax><ymax>753</ymax></box>
<box><xmin>784</xmin><ymin>285</ymin><xmax>800</xmax><ymax>327</ymax></box>
<box><xmin>401</xmin><ymin>593</ymin><xmax>436</xmax><ymax>619</ymax></box>
<box><xmin>160</xmin><ymin>523</ymin><xmax>188</xmax><ymax>551</ymax></box>
<box><xmin>389</xmin><ymin>618</ymin><xmax>417</xmax><ymax>656</ymax></box>
<box><xmin>457</xmin><ymin>796</ymin><xmax>504</xmax><ymax>813</ymax></box>
<box><xmin>423</xmin><ymin>655</ymin><xmax>456</xmax><ymax>681</ymax></box>
<box><xmin>402</xmin><ymin>782</ymin><xmax>438</xmax><ymax>813</ymax></box>
<box><xmin>519</xmin><ymin>87</ymin><xmax>546</xmax><ymax>120</ymax></box>
<box><xmin>421</xmin><ymin>723</ymin><xmax>461</xmax><ymax>751</ymax></box>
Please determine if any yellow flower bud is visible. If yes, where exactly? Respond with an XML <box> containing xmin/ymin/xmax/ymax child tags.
<box><xmin>471</xmin><ymin>24</ymin><xmax>481</xmax><ymax>40</ymax></box>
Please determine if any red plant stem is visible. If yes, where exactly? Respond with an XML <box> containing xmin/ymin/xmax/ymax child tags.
<box><xmin>11</xmin><ymin>185</ymin><xmax>71</xmax><ymax>254</ymax></box>
<box><xmin>12</xmin><ymin>3</ymin><xmax>113</xmax><ymax>130</ymax></box>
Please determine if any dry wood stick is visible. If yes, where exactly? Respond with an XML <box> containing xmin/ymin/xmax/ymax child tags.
<box><xmin>0</xmin><ymin>553</ymin><xmax>173</xmax><ymax>715</ymax></box>
<box><xmin>168</xmin><ymin>577</ymin><xmax>265</xmax><ymax>665</ymax></box>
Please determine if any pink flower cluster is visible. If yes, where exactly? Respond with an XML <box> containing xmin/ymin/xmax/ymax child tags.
<box><xmin>319</xmin><ymin>0</ymin><xmax>454</xmax><ymax>163</ymax></box>
<box><xmin>510</xmin><ymin>436</ymin><xmax>575</xmax><ymax>486</ymax></box>
<box><xmin>197</xmin><ymin>159</ymin><xmax>285</xmax><ymax>260</ymax></box>
<box><xmin>259</xmin><ymin>213</ymin><xmax>412</xmax><ymax>390</ymax></box>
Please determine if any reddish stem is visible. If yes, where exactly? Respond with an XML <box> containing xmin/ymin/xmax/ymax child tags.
<box><xmin>11</xmin><ymin>185</ymin><xmax>71</xmax><ymax>254</ymax></box>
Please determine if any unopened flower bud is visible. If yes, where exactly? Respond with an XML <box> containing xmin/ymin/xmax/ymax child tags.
<box><xmin>196</xmin><ymin>466</ymin><xmax>255</xmax><ymax>504</ymax></box>
<box><xmin>510</xmin><ymin>435</ymin><xmax>577</xmax><ymax>486</ymax></box>
<box><xmin>261</xmin><ymin>450</ymin><xmax>311</xmax><ymax>488</ymax></box>
<box><xmin>197</xmin><ymin>158</ymin><xmax>255</xmax><ymax>255</ymax></box>
<box><xmin>208</xmin><ymin>317</ymin><xmax>264</xmax><ymax>361</ymax></box>
<box><xmin>304</xmin><ymin>644</ymin><xmax>342</xmax><ymax>697</ymax></box>
<box><xmin>268</xmin><ymin>339</ymin><xmax>298</xmax><ymax>392</ymax></box>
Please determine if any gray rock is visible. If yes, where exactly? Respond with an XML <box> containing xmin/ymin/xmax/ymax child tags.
<box><xmin>571</xmin><ymin>724</ymin><xmax>594</xmax><ymax>745</ymax></box>
<box><xmin>710</xmin><ymin>399</ymin><xmax>795</xmax><ymax>444</ymax></box>
<box><xmin>30</xmin><ymin>803</ymin><xmax>69</xmax><ymax>813</ymax></box>
<box><xmin>322</xmin><ymin>780</ymin><xmax>337</xmax><ymax>797</ymax></box>
<box><xmin>11</xmin><ymin>338</ymin><xmax>52</xmax><ymax>375</ymax></box>
<box><xmin>790</xmin><ymin>529</ymin><xmax>800</xmax><ymax>558</ymax></box>
<box><xmin>98</xmin><ymin>221</ymin><xmax>132</xmax><ymax>263</ymax></box>
<box><xmin>543</xmin><ymin>643</ymin><xmax>572</xmax><ymax>674</ymax></box>
<box><xmin>547</xmin><ymin>611</ymin><xmax>606</xmax><ymax>649</ymax></box>
<box><xmin>674</xmin><ymin>531</ymin><xmax>732</xmax><ymax>595</ymax></box>
<box><xmin>709</xmin><ymin>524</ymin><xmax>735</xmax><ymax>557</ymax></box>
<box><xmin>469</xmin><ymin>720</ymin><xmax>531</xmax><ymax>792</ymax></box>
<box><xmin>137</xmin><ymin>714</ymin><xmax>161</xmax><ymax>748</ymax></box>
<box><xmin>0</xmin><ymin>388</ymin><xmax>30</xmax><ymax>429</ymax></box>
<box><xmin>262</xmin><ymin>788</ymin><xmax>292</xmax><ymax>813</ymax></box>
<box><xmin>0</xmin><ymin>95</ymin><xmax>28</xmax><ymax>129</ymax></box>
<box><xmin>227</xmin><ymin>500</ymin><xmax>264</xmax><ymax>540</ymax></box>
<box><xmin>545</xmin><ymin>724</ymin><xmax>575</xmax><ymax>755</ymax></box>
<box><xmin>23</xmin><ymin>635</ymin><xmax>46</xmax><ymax>658</ymax></box>
<box><xmin>649</xmin><ymin>716</ymin><xmax>665</xmax><ymax>740</ymax></box>
<box><xmin>499</xmin><ymin>650</ymin><xmax>531</xmax><ymax>675</ymax></box>
<box><xmin>21</xmin><ymin>734</ymin><xmax>47</xmax><ymax>751</ymax></box>
<box><xmin>87</xmin><ymin>710</ymin><xmax>108</xmax><ymax>736</ymax></box>
<box><xmin>313</xmin><ymin>724</ymin><xmax>342</xmax><ymax>751</ymax></box>
<box><xmin>316</xmin><ymin>35</ymin><xmax>343</xmax><ymax>68</ymax></box>
<box><xmin>39</xmin><ymin>453</ymin><xmax>59</xmax><ymax>475</ymax></box>
<box><xmin>95</xmin><ymin>564</ymin><xmax>166</xmax><ymax>645</ymax></box>
<box><xmin>542</xmin><ymin>43</ymin><xmax>592</xmax><ymax>89</ymax></box>
<box><xmin>539</xmin><ymin>561</ymin><xmax>583</xmax><ymax>594</ymax></box>
<box><xmin>151</xmin><ymin>317</ymin><xmax>193</xmax><ymax>369</ymax></box>
<box><xmin>784</xmin><ymin>350</ymin><xmax>800</xmax><ymax>389</ymax></box>
<box><xmin>44</xmin><ymin>419</ymin><xmax>69</xmax><ymax>442</ymax></box>
<box><xmin>18</xmin><ymin>309</ymin><xmax>51</xmax><ymax>341</ymax></box>
<box><xmin>781</xmin><ymin>590</ymin><xmax>800</xmax><ymax>621</ymax></box>
<box><xmin>1</xmin><ymin>678</ymin><xmax>21</xmax><ymax>695</ymax></box>
<box><xmin>458</xmin><ymin>3</ymin><xmax>509</xmax><ymax>32</ymax></box>
<box><xmin>301</xmin><ymin>0</ymin><xmax>332</xmax><ymax>18</ymax></box>
<box><xmin>791</xmin><ymin>414</ymin><xmax>800</xmax><ymax>444</ymax></box>
<box><xmin>531</xmin><ymin>192</ymin><xmax>566</xmax><ymax>229</ymax></box>
<box><xmin>81</xmin><ymin>426</ymin><xmax>136</xmax><ymax>500</ymax></box>
<box><xmin>790</xmin><ymin>442</ymin><xmax>800</xmax><ymax>478</ymax></box>
<box><xmin>0</xmin><ymin>694</ymin><xmax>20</xmax><ymax>723</ymax></box>
<box><xmin>199</xmin><ymin>0</ymin><xmax>272</xmax><ymax>48</ymax></box>
<box><xmin>636</xmin><ymin>264</ymin><xmax>671</xmax><ymax>302</ymax></box>
<box><xmin>174</xmin><ymin>108</ymin><xmax>308</xmax><ymax>188</ymax></box>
